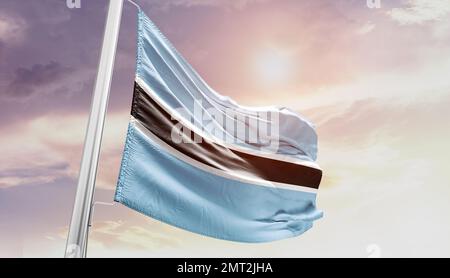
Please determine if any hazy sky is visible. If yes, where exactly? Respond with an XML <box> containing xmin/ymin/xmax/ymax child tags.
<box><xmin>1</xmin><ymin>0</ymin><xmax>450</xmax><ymax>257</ymax></box>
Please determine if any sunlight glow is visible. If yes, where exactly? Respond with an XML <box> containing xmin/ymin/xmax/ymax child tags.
<box><xmin>254</xmin><ymin>48</ymin><xmax>293</xmax><ymax>84</ymax></box>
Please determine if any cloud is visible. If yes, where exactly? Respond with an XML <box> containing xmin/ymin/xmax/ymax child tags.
<box><xmin>0</xmin><ymin>163</ymin><xmax>69</xmax><ymax>188</ymax></box>
<box><xmin>147</xmin><ymin>0</ymin><xmax>267</xmax><ymax>10</ymax></box>
<box><xmin>314</xmin><ymin>92</ymin><xmax>450</xmax><ymax>193</ymax></box>
<box><xmin>30</xmin><ymin>0</ymin><xmax>72</xmax><ymax>25</ymax></box>
<box><xmin>318</xmin><ymin>95</ymin><xmax>450</xmax><ymax>147</ymax></box>
<box><xmin>0</xmin><ymin>13</ymin><xmax>27</xmax><ymax>45</ymax></box>
<box><xmin>41</xmin><ymin>218</ymin><xmax>183</xmax><ymax>257</ymax></box>
<box><xmin>89</xmin><ymin>220</ymin><xmax>181</xmax><ymax>250</ymax></box>
<box><xmin>5</xmin><ymin>61</ymin><xmax>74</xmax><ymax>98</ymax></box>
<box><xmin>293</xmin><ymin>51</ymin><xmax>450</xmax><ymax>112</ymax></box>
<box><xmin>388</xmin><ymin>0</ymin><xmax>450</xmax><ymax>25</ymax></box>
<box><xmin>0</xmin><ymin>114</ymin><xmax>84</xmax><ymax>188</ymax></box>
<box><xmin>0</xmin><ymin>111</ymin><xmax>129</xmax><ymax>189</ymax></box>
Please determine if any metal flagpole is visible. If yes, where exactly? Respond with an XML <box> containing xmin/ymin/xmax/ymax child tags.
<box><xmin>65</xmin><ymin>0</ymin><xmax>124</xmax><ymax>258</ymax></box>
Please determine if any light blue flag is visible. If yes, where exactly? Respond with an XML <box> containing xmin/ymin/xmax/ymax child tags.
<box><xmin>115</xmin><ymin>8</ymin><xmax>323</xmax><ymax>243</ymax></box>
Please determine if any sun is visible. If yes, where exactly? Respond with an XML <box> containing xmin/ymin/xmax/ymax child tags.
<box><xmin>254</xmin><ymin>47</ymin><xmax>293</xmax><ymax>84</ymax></box>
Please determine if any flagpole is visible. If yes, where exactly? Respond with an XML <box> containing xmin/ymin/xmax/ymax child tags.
<box><xmin>65</xmin><ymin>0</ymin><xmax>124</xmax><ymax>258</ymax></box>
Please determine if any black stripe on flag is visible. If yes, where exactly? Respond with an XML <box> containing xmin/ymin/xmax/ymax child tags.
<box><xmin>131</xmin><ymin>82</ymin><xmax>322</xmax><ymax>189</ymax></box>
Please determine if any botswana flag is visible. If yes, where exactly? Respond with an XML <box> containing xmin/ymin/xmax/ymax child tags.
<box><xmin>114</xmin><ymin>9</ymin><xmax>323</xmax><ymax>242</ymax></box>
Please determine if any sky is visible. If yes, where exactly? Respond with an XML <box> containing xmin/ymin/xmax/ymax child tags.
<box><xmin>0</xmin><ymin>0</ymin><xmax>450</xmax><ymax>257</ymax></box>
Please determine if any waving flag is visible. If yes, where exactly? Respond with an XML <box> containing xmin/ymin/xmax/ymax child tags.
<box><xmin>114</xmin><ymin>9</ymin><xmax>323</xmax><ymax>242</ymax></box>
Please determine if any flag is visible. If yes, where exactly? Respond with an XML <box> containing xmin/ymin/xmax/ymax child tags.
<box><xmin>114</xmin><ymin>9</ymin><xmax>323</xmax><ymax>243</ymax></box>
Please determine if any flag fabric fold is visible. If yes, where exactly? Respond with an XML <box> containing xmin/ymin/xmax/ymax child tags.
<box><xmin>114</xmin><ymin>8</ymin><xmax>323</xmax><ymax>243</ymax></box>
